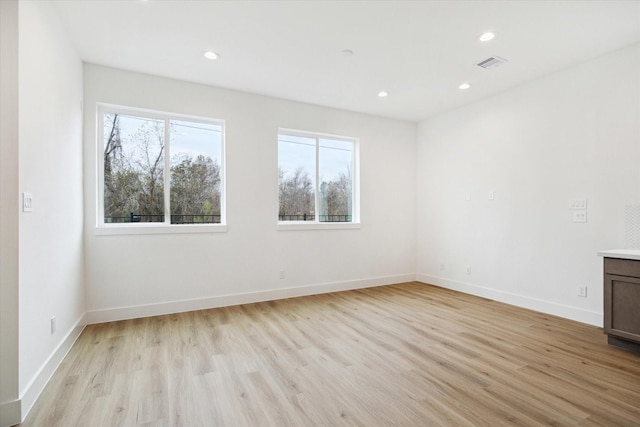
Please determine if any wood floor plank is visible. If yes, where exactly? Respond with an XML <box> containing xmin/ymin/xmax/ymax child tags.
<box><xmin>18</xmin><ymin>282</ymin><xmax>640</xmax><ymax>426</ymax></box>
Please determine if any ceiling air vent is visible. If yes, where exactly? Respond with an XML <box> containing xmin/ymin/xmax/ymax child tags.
<box><xmin>477</xmin><ymin>56</ymin><xmax>508</xmax><ymax>69</ymax></box>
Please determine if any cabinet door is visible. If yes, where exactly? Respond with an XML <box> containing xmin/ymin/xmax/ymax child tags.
<box><xmin>604</xmin><ymin>273</ymin><xmax>640</xmax><ymax>343</ymax></box>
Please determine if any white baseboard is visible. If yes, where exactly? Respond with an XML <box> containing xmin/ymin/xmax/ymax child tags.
<box><xmin>16</xmin><ymin>318</ymin><xmax>85</xmax><ymax>425</ymax></box>
<box><xmin>0</xmin><ymin>399</ymin><xmax>20</xmax><ymax>427</ymax></box>
<box><xmin>416</xmin><ymin>273</ymin><xmax>603</xmax><ymax>327</ymax></box>
<box><xmin>85</xmin><ymin>273</ymin><xmax>417</xmax><ymax>324</ymax></box>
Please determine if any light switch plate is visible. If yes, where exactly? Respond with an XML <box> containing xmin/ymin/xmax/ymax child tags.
<box><xmin>23</xmin><ymin>192</ymin><xmax>33</xmax><ymax>212</ymax></box>
<box><xmin>569</xmin><ymin>198</ymin><xmax>587</xmax><ymax>210</ymax></box>
<box><xmin>572</xmin><ymin>211</ymin><xmax>587</xmax><ymax>223</ymax></box>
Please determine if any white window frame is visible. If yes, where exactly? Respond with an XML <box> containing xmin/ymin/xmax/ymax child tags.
<box><xmin>96</xmin><ymin>103</ymin><xmax>227</xmax><ymax>235</ymax></box>
<box><xmin>277</xmin><ymin>128</ymin><xmax>360</xmax><ymax>231</ymax></box>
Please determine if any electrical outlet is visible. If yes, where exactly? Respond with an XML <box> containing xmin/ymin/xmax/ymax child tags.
<box><xmin>465</xmin><ymin>266</ymin><xmax>471</xmax><ymax>275</ymax></box>
<box><xmin>488</xmin><ymin>191</ymin><xmax>495</xmax><ymax>200</ymax></box>
<box><xmin>279</xmin><ymin>270</ymin><xmax>285</xmax><ymax>279</ymax></box>
<box><xmin>50</xmin><ymin>316</ymin><xmax>56</xmax><ymax>334</ymax></box>
<box><xmin>578</xmin><ymin>286</ymin><xmax>587</xmax><ymax>298</ymax></box>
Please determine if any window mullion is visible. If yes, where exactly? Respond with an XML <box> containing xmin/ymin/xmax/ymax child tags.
<box><xmin>98</xmin><ymin>110</ymin><xmax>105</xmax><ymax>225</ymax></box>
<box><xmin>164</xmin><ymin>119</ymin><xmax>171</xmax><ymax>225</ymax></box>
<box><xmin>315</xmin><ymin>137</ymin><xmax>320</xmax><ymax>222</ymax></box>
<box><xmin>352</xmin><ymin>142</ymin><xmax>356</xmax><ymax>222</ymax></box>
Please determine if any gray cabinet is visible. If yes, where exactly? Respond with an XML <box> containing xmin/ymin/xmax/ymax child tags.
<box><xmin>603</xmin><ymin>257</ymin><xmax>640</xmax><ymax>354</ymax></box>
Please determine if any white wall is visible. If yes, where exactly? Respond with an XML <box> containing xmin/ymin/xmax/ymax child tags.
<box><xmin>0</xmin><ymin>0</ymin><xmax>21</xmax><ymax>425</ymax></box>
<box><xmin>417</xmin><ymin>43</ymin><xmax>640</xmax><ymax>325</ymax></box>
<box><xmin>17</xmin><ymin>0</ymin><xmax>85</xmax><ymax>419</ymax></box>
<box><xmin>83</xmin><ymin>65</ymin><xmax>417</xmax><ymax>320</ymax></box>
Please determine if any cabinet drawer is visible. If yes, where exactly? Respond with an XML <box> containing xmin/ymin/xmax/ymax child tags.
<box><xmin>604</xmin><ymin>257</ymin><xmax>640</xmax><ymax>277</ymax></box>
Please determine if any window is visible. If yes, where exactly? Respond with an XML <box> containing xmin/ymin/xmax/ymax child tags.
<box><xmin>98</xmin><ymin>105</ymin><xmax>225</xmax><ymax>230</ymax></box>
<box><xmin>278</xmin><ymin>129</ymin><xmax>359</xmax><ymax>225</ymax></box>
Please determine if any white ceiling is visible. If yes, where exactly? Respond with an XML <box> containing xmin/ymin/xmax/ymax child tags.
<box><xmin>51</xmin><ymin>0</ymin><xmax>640</xmax><ymax>122</ymax></box>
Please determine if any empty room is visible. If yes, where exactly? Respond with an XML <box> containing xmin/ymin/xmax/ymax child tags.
<box><xmin>1</xmin><ymin>0</ymin><xmax>640</xmax><ymax>426</ymax></box>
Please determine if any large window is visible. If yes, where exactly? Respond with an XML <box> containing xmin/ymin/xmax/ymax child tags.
<box><xmin>278</xmin><ymin>129</ymin><xmax>358</xmax><ymax>224</ymax></box>
<box><xmin>98</xmin><ymin>105</ymin><xmax>224</xmax><ymax>228</ymax></box>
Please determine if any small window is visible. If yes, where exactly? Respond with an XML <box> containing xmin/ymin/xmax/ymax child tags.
<box><xmin>98</xmin><ymin>105</ymin><xmax>225</xmax><ymax>230</ymax></box>
<box><xmin>278</xmin><ymin>129</ymin><xmax>358</xmax><ymax>224</ymax></box>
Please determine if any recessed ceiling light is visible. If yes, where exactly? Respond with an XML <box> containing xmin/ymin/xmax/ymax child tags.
<box><xmin>341</xmin><ymin>49</ymin><xmax>354</xmax><ymax>57</ymax></box>
<box><xmin>458</xmin><ymin>83</ymin><xmax>472</xmax><ymax>90</ymax></box>
<box><xmin>203</xmin><ymin>51</ymin><xmax>219</xmax><ymax>60</ymax></box>
<box><xmin>479</xmin><ymin>32</ymin><xmax>495</xmax><ymax>42</ymax></box>
<box><xmin>378</xmin><ymin>91</ymin><xmax>389</xmax><ymax>97</ymax></box>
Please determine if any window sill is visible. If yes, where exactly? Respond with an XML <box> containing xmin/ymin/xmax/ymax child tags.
<box><xmin>95</xmin><ymin>224</ymin><xmax>228</xmax><ymax>236</ymax></box>
<box><xmin>277</xmin><ymin>222</ymin><xmax>360</xmax><ymax>231</ymax></box>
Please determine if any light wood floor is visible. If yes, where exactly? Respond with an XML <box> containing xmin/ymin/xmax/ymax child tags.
<box><xmin>19</xmin><ymin>282</ymin><xmax>640</xmax><ymax>426</ymax></box>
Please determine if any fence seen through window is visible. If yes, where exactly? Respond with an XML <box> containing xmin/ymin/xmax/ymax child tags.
<box><xmin>101</xmin><ymin>108</ymin><xmax>223</xmax><ymax>226</ymax></box>
<box><xmin>278</xmin><ymin>130</ymin><xmax>356</xmax><ymax>223</ymax></box>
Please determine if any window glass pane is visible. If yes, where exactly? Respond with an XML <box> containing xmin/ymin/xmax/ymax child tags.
<box><xmin>169</xmin><ymin>120</ymin><xmax>222</xmax><ymax>224</ymax></box>
<box><xmin>103</xmin><ymin>113</ymin><xmax>165</xmax><ymax>223</ymax></box>
<box><xmin>319</xmin><ymin>138</ymin><xmax>353</xmax><ymax>223</ymax></box>
<box><xmin>278</xmin><ymin>136</ymin><xmax>316</xmax><ymax>221</ymax></box>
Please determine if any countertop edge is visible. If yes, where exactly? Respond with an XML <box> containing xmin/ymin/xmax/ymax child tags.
<box><xmin>598</xmin><ymin>249</ymin><xmax>640</xmax><ymax>261</ymax></box>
